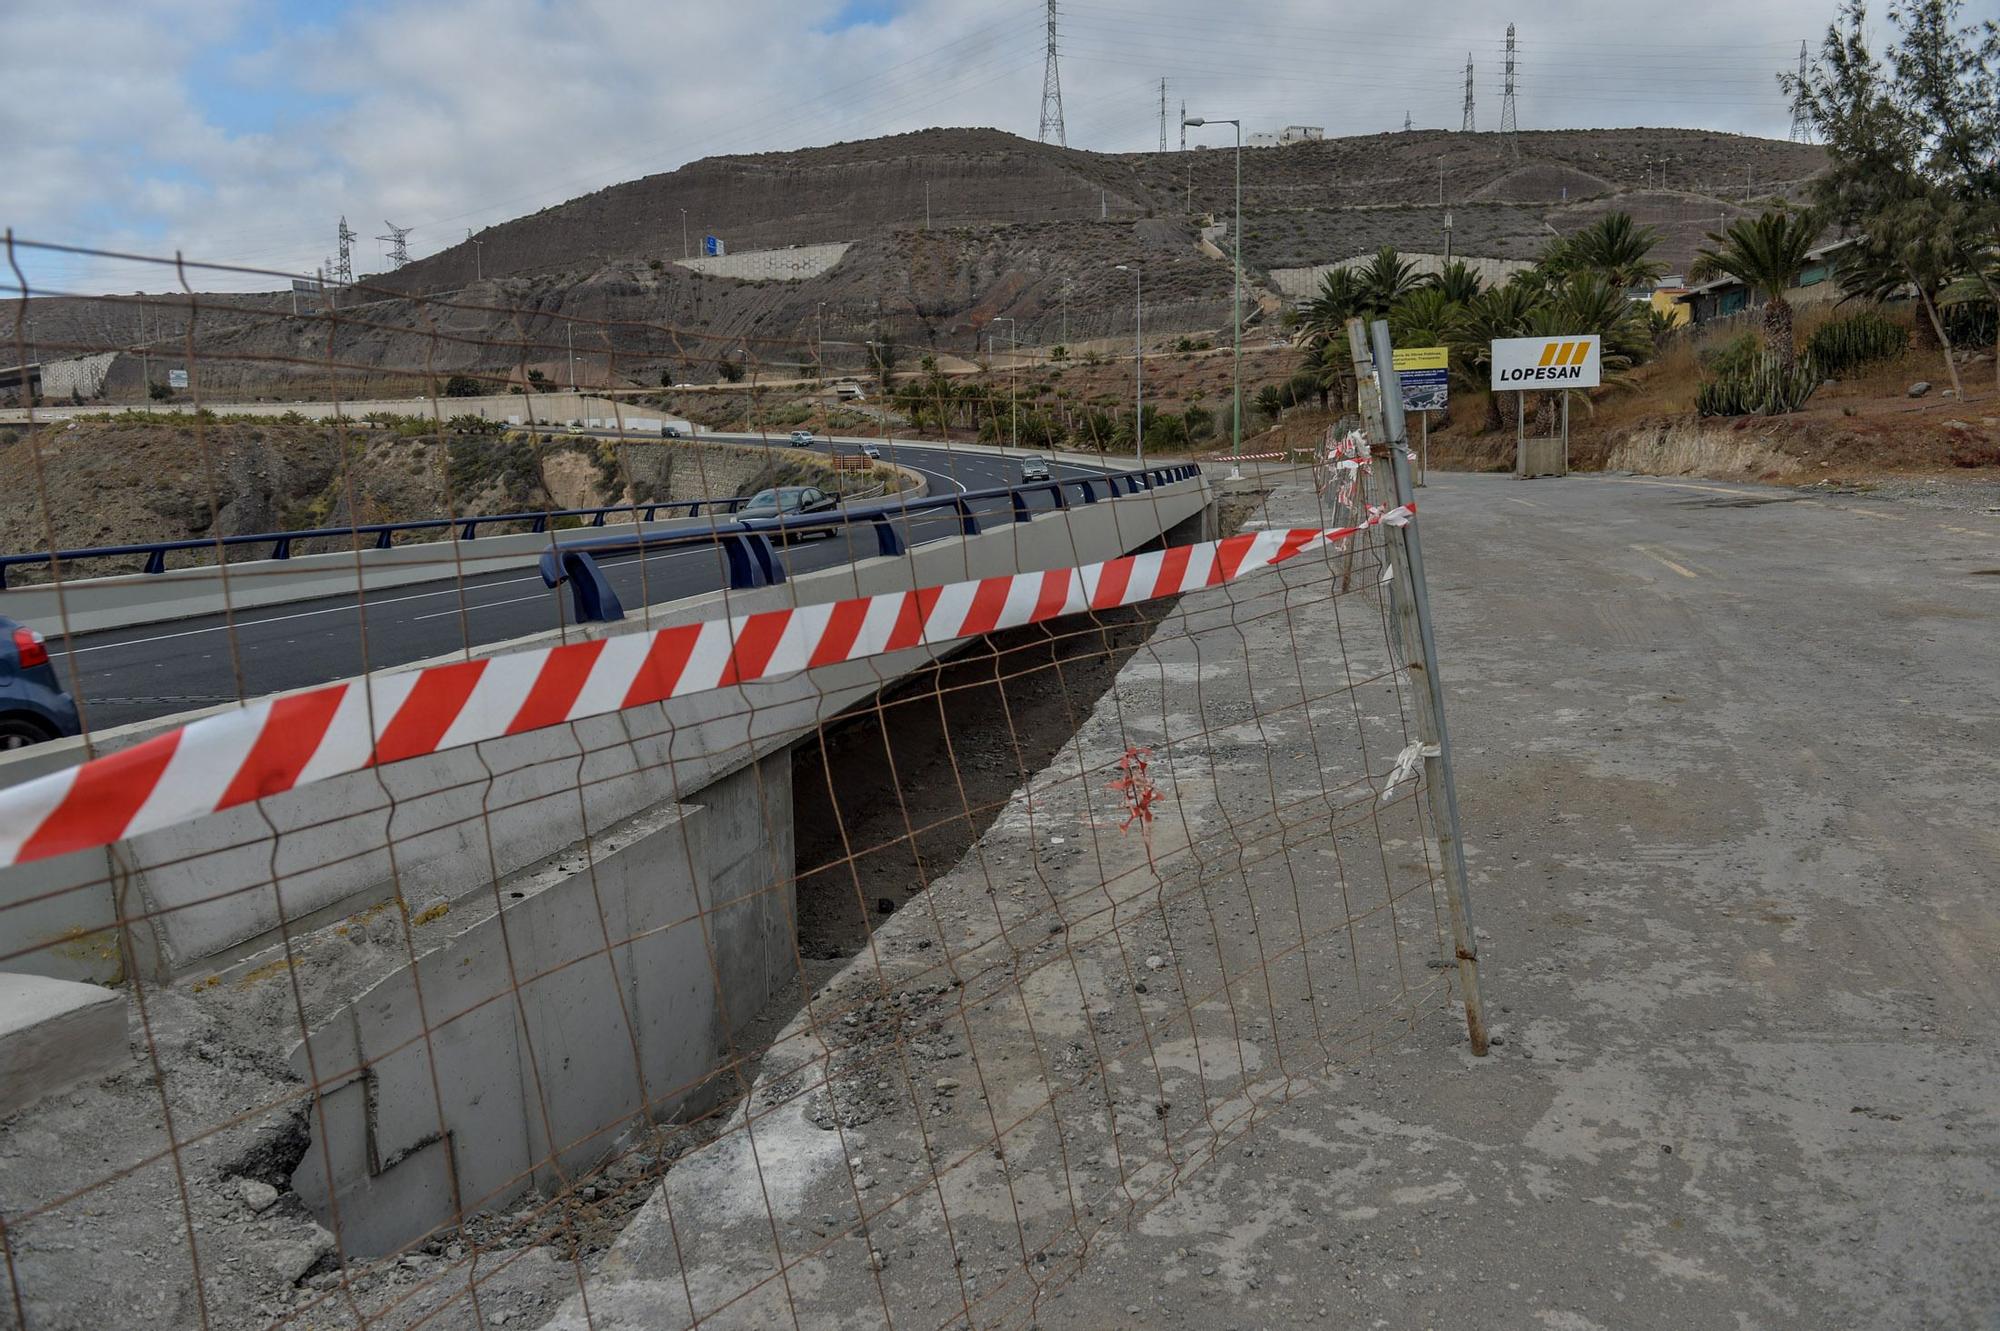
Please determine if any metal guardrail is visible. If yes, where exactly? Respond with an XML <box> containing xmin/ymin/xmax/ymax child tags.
<box><xmin>540</xmin><ymin>463</ymin><xmax>1203</xmax><ymax>624</ymax></box>
<box><xmin>0</xmin><ymin>498</ymin><xmax>754</xmax><ymax>590</ymax></box>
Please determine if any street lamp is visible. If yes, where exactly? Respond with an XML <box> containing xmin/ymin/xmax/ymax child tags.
<box><xmin>680</xmin><ymin>209</ymin><xmax>688</xmax><ymax>260</ymax></box>
<box><xmin>1184</xmin><ymin>114</ymin><xmax>1243</xmax><ymax>478</ymax></box>
<box><xmin>1115</xmin><ymin>264</ymin><xmax>1143</xmax><ymax>463</ymax></box>
<box><xmin>994</xmin><ymin>316</ymin><xmax>1018</xmax><ymax>450</ymax></box>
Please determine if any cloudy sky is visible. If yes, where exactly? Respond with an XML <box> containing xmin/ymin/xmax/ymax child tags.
<box><xmin>3</xmin><ymin>0</ymin><xmax>1846</xmax><ymax>293</ymax></box>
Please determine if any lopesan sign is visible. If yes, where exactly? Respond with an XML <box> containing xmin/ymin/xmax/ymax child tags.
<box><xmin>1490</xmin><ymin>335</ymin><xmax>1602</xmax><ymax>389</ymax></box>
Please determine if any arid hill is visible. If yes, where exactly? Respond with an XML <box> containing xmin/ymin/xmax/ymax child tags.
<box><xmin>11</xmin><ymin>126</ymin><xmax>1823</xmax><ymax>401</ymax></box>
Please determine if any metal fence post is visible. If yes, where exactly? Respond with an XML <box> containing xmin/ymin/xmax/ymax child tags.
<box><xmin>1353</xmin><ymin>317</ymin><xmax>1490</xmax><ymax>1056</ymax></box>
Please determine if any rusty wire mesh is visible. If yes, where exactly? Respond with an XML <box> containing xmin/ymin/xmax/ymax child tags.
<box><xmin>0</xmin><ymin>236</ymin><xmax>1462</xmax><ymax>1331</ymax></box>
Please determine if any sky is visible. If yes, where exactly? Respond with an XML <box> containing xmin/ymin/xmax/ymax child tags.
<box><xmin>1</xmin><ymin>0</ymin><xmax>1855</xmax><ymax>294</ymax></box>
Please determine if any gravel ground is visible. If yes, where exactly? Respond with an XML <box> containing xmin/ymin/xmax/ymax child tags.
<box><xmin>545</xmin><ymin>466</ymin><xmax>2000</xmax><ymax>1330</ymax></box>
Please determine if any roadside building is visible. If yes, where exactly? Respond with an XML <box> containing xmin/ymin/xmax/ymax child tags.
<box><xmin>1677</xmin><ymin>238</ymin><xmax>1853</xmax><ymax>326</ymax></box>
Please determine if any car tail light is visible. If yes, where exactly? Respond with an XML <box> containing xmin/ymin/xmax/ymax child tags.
<box><xmin>12</xmin><ymin>626</ymin><xmax>49</xmax><ymax>669</ymax></box>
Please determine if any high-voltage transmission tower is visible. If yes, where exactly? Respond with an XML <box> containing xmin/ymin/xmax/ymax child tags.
<box><xmin>333</xmin><ymin>216</ymin><xmax>356</xmax><ymax>287</ymax></box>
<box><xmin>1158</xmin><ymin>78</ymin><xmax>1168</xmax><ymax>152</ymax></box>
<box><xmin>378</xmin><ymin>221</ymin><xmax>413</xmax><ymax>268</ymax></box>
<box><xmin>1790</xmin><ymin>41</ymin><xmax>1813</xmax><ymax>142</ymax></box>
<box><xmin>1404</xmin><ymin>110</ymin><xmax>1414</xmax><ymax>132</ymax></box>
<box><xmin>1461</xmin><ymin>54</ymin><xmax>1476</xmax><ymax>132</ymax></box>
<box><xmin>1037</xmin><ymin>0</ymin><xmax>1066</xmax><ymax>147</ymax></box>
<box><xmin>1500</xmin><ymin>23</ymin><xmax>1519</xmax><ymax>153</ymax></box>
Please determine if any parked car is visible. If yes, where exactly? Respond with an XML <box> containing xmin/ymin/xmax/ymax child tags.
<box><xmin>861</xmin><ymin>443</ymin><xmax>882</xmax><ymax>459</ymax></box>
<box><xmin>788</xmin><ymin>429</ymin><xmax>817</xmax><ymax>446</ymax></box>
<box><xmin>0</xmin><ymin>617</ymin><xmax>80</xmax><ymax>749</ymax></box>
<box><xmin>737</xmin><ymin>486</ymin><xmax>839</xmax><ymax>541</ymax></box>
<box><xmin>1020</xmin><ymin>455</ymin><xmax>1052</xmax><ymax>482</ymax></box>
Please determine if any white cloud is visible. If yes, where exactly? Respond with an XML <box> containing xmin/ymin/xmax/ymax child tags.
<box><xmin>1</xmin><ymin>0</ymin><xmax>1841</xmax><ymax>293</ymax></box>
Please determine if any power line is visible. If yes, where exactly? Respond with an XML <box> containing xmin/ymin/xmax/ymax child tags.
<box><xmin>1038</xmin><ymin>0</ymin><xmax>1067</xmax><ymax>147</ymax></box>
<box><xmin>1462</xmin><ymin>53</ymin><xmax>1476</xmax><ymax>132</ymax></box>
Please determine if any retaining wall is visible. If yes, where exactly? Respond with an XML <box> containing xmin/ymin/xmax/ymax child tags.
<box><xmin>673</xmin><ymin>242</ymin><xmax>852</xmax><ymax>282</ymax></box>
<box><xmin>290</xmin><ymin>753</ymin><xmax>794</xmax><ymax>1257</ymax></box>
<box><xmin>1271</xmin><ymin>253</ymin><xmax>1534</xmax><ymax>301</ymax></box>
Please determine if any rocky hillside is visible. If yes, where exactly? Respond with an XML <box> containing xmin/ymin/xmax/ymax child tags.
<box><xmin>0</xmin><ymin>417</ymin><xmax>896</xmax><ymax>573</ymax></box>
<box><xmin>11</xmin><ymin>126</ymin><xmax>1824</xmax><ymax>401</ymax></box>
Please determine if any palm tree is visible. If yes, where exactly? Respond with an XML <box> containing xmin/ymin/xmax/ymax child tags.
<box><xmin>1295</xmin><ymin>268</ymin><xmax>1363</xmax><ymax>350</ymax></box>
<box><xmin>1566</xmin><ymin>213</ymin><xmax>1667</xmax><ymax>291</ymax></box>
<box><xmin>1352</xmin><ymin>246</ymin><xmax>1426</xmax><ymax>315</ymax></box>
<box><xmin>1300</xmin><ymin>337</ymin><xmax>1353</xmax><ymax>414</ymax></box>
<box><xmin>1389</xmin><ymin>287</ymin><xmax>1467</xmax><ymax>353</ymax></box>
<box><xmin>1428</xmin><ymin>259</ymin><xmax>1485</xmax><ymax>305</ymax></box>
<box><xmin>1690</xmin><ymin>209</ymin><xmax>1823</xmax><ymax>367</ymax></box>
<box><xmin>1455</xmin><ymin>285</ymin><xmax>1541</xmax><ymax>430</ymax></box>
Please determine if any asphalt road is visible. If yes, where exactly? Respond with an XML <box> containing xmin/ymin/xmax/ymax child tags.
<box><xmin>49</xmin><ymin>438</ymin><xmax>1127</xmax><ymax>732</ymax></box>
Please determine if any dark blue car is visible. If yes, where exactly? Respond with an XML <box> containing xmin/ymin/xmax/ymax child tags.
<box><xmin>0</xmin><ymin>616</ymin><xmax>81</xmax><ymax>749</ymax></box>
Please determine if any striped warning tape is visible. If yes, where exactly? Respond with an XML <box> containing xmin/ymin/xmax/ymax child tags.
<box><xmin>0</xmin><ymin>507</ymin><xmax>1411</xmax><ymax>868</ymax></box>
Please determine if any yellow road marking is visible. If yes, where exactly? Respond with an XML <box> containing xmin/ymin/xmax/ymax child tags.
<box><xmin>1631</xmin><ymin>544</ymin><xmax>1699</xmax><ymax>579</ymax></box>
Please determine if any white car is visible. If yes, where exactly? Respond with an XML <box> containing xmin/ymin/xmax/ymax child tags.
<box><xmin>1020</xmin><ymin>456</ymin><xmax>1052</xmax><ymax>482</ymax></box>
<box><xmin>789</xmin><ymin>429</ymin><xmax>816</xmax><ymax>445</ymax></box>
<box><xmin>861</xmin><ymin>443</ymin><xmax>882</xmax><ymax>459</ymax></box>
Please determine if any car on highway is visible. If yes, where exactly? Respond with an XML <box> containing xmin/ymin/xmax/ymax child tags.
<box><xmin>1019</xmin><ymin>455</ymin><xmax>1052</xmax><ymax>482</ymax></box>
<box><xmin>661</xmin><ymin>424</ymin><xmax>685</xmax><ymax>438</ymax></box>
<box><xmin>737</xmin><ymin>486</ymin><xmax>839</xmax><ymax>541</ymax></box>
<box><xmin>788</xmin><ymin>429</ymin><xmax>817</xmax><ymax>446</ymax></box>
<box><xmin>861</xmin><ymin>443</ymin><xmax>882</xmax><ymax>459</ymax></box>
<box><xmin>0</xmin><ymin>617</ymin><xmax>81</xmax><ymax>749</ymax></box>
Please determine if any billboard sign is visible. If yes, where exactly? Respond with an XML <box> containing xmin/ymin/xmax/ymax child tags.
<box><xmin>702</xmin><ymin>235</ymin><xmax>726</xmax><ymax>257</ymax></box>
<box><xmin>1392</xmin><ymin>345</ymin><xmax>1450</xmax><ymax>413</ymax></box>
<box><xmin>1490</xmin><ymin>335</ymin><xmax>1602</xmax><ymax>389</ymax></box>
<box><xmin>167</xmin><ymin>369</ymin><xmax>189</xmax><ymax>389</ymax></box>
<box><xmin>291</xmin><ymin>277</ymin><xmax>322</xmax><ymax>293</ymax></box>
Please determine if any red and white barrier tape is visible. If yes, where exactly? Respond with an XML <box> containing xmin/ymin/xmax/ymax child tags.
<box><xmin>1199</xmin><ymin>450</ymin><xmax>1291</xmax><ymax>463</ymax></box>
<box><xmin>0</xmin><ymin>507</ymin><xmax>1411</xmax><ymax>868</ymax></box>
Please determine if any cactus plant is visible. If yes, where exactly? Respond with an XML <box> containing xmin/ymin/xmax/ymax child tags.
<box><xmin>1696</xmin><ymin>353</ymin><xmax>1822</xmax><ymax>418</ymax></box>
<box><xmin>1804</xmin><ymin>311</ymin><xmax>1906</xmax><ymax>378</ymax></box>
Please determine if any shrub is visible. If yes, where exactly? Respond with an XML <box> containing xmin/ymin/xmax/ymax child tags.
<box><xmin>1182</xmin><ymin>404</ymin><xmax>1215</xmax><ymax>440</ymax></box>
<box><xmin>1804</xmin><ymin>311</ymin><xmax>1906</xmax><ymax>378</ymax></box>
<box><xmin>1699</xmin><ymin>332</ymin><xmax>1765</xmax><ymax>381</ymax></box>
<box><xmin>1696</xmin><ymin>354</ymin><xmax>1821</xmax><ymax>418</ymax></box>
<box><xmin>442</xmin><ymin>374</ymin><xmax>483</xmax><ymax>398</ymax></box>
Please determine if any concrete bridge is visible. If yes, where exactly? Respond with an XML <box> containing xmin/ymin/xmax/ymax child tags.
<box><xmin>0</xmin><ymin>443</ymin><xmax>1215</xmax><ymax>1254</ymax></box>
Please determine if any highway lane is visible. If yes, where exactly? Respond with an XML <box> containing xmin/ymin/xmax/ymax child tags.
<box><xmin>46</xmin><ymin>441</ymin><xmax>1130</xmax><ymax>732</ymax></box>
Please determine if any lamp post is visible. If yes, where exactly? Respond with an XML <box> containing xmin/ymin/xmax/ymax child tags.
<box><xmin>680</xmin><ymin>209</ymin><xmax>688</xmax><ymax>260</ymax></box>
<box><xmin>1115</xmin><ymin>264</ymin><xmax>1143</xmax><ymax>463</ymax></box>
<box><xmin>1184</xmin><ymin>114</ymin><xmax>1243</xmax><ymax>478</ymax></box>
<box><xmin>994</xmin><ymin>316</ymin><xmax>1018</xmax><ymax>450</ymax></box>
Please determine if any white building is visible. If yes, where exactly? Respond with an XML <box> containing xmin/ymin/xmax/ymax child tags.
<box><xmin>1280</xmin><ymin>126</ymin><xmax>1325</xmax><ymax>145</ymax></box>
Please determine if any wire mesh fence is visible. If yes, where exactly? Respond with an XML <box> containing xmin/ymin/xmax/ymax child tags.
<box><xmin>0</xmin><ymin>238</ymin><xmax>1479</xmax><ymax>1330</ymax></box>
